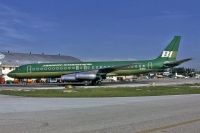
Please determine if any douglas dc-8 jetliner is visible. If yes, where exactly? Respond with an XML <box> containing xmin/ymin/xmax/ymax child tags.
<box><xmin>8</xmin><ymin>36</ymin><xmax>191</xmax><ymax>85</ymax></box>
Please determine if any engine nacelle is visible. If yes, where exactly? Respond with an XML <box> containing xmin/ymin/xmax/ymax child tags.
<box><xmin>61</xmin><ymin>73</ymin><xmax>97</xmax><ymax>81</ymax></box>
<box><xmin>61</xmin><ymin>74</ymin><xmax>76</xmax><ymax>81</ymax></box>
<box><xmin>75</xmin><ymin>73</ymin><xmax>97</xmax><ymax>80</ymax></box>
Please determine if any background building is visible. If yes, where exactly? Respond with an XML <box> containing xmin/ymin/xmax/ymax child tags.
<box><xmin>0</xmin><ymin>51</ymin><xmax>81</xmax><ymax>81</ymax></box>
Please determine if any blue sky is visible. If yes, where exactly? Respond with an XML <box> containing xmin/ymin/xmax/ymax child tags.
<box><xmin>0</xmin><ymin>0</ymin><xmax>199</xmax><ymax>69</ymax></box>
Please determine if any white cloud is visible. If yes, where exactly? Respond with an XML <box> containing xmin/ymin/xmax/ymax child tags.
<box><xmin>0</xmin><ymin>4</ymin><xmax>57</xmax><ymax>42</ymax></box>
<box><xmin>158</xmin><ymin>10</ymin><xmax>199</xmax><ymax>19</ymax></box>
<box><xmin>0</xmin><ymin>26</ymin><xmax>32</xmax><ymax>40</ymax></box>
<box><xmin>0</xmin><ymin>43</ymin><xmax>28</xmax><ymax>52</ymax></box>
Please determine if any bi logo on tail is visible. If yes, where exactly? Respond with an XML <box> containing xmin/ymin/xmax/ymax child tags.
<box><xmin>161</xmin><ymin>51</ymin><xmax>174</xmax><ymax>58</ymax></box>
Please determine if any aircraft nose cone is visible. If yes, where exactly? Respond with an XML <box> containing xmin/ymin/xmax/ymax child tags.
<box><xmin>7</xmin><ymin>72</ymin><xmax>14</xmax><ymax>78</ymax></box>
<box><xmin>7</xmin><ymin>72</ymin><xmax>11</xmax><ymax>77</ymax></box>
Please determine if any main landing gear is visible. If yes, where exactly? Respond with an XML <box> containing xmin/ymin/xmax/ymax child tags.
<box><xmin>90</xmin><ymin>77</ymin><xmax>103</xmax><ymax>86</ymax></box>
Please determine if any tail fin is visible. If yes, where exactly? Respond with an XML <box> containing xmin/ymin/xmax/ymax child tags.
<box><xmin>156</xmin><ymin>36</ymin><xmax>181</xmax><ymax>61</ymax></box>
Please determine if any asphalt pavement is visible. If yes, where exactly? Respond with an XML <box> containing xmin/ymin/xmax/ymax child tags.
<box><xmin>0</xmin><ymin>94</ymin><xmax>200</xmax><ymax>133</ymax></box>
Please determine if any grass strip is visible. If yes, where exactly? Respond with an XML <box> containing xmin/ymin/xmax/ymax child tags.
<box><xmin>0</xmin><ymin>85</ymin><xmax>200</xmax><ymax>97</ymax></box>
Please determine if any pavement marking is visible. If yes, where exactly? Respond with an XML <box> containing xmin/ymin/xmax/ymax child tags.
<box><xmin>135</xmin><ymin>118</ymin><xmax>200</xmax><ymax>133</ymax></box>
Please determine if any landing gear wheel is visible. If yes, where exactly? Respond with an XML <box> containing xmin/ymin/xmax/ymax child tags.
<box><xmin>96</xmin><ymin>80</ymin><xmax>102</xmax><ymax>85</ymax></box>
<box><xmin>90</xmin><ymin>79</ymin><xmax>102</xmax><ymax>86</ymax></box>
<box><xmin>90</xmin><ymin>76</ymin><xmax>103</xmax><ymax>86</ymax></box>
<box><xmin>83</xmin><ymin>81</ymin><xmax>90</xmax><ymax>86</ymax></box>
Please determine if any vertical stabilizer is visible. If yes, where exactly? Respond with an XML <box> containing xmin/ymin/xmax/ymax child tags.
<box><xmin>156</xmin><ymin>36</ymin><xmax>181</xmax><ymax>61</ymax></box>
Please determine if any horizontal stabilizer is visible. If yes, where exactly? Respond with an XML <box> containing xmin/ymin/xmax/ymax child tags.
<box><xmin>164</xmin><ymin>58</ymin><xmax>192</xmax><ymax>67</ymax></box>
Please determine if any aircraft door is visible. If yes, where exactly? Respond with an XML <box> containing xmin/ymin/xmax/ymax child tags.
<box><xmin>76</xmin><ymin>66</ymin><xmax>79</xmax><ymax>71</ymax></box>
<box><xmin>84</xmin><ymin>65</ymin><xmax>87</xmax><ymax>70</ymax></box>
<box><xmin>27</xmin><ymin>65</ymin><xmax>32</xmax><ymax>73</ymax></box>
<box><xmin>148</xmin><ymin>62</ymin><xmax>153</xmax><ymax>69</ymax></box>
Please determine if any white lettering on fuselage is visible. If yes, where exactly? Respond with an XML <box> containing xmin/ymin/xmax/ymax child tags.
<box><xmin>42</xmin><ymin>63</ymin><xmax>92</xmax><ymax>67</ymax></box>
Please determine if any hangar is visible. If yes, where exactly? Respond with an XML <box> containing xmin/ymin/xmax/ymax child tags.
<box><xmin>0</xmin><ymin>51</ymin><xmax>81</xmax><ymax>81</ymax></box>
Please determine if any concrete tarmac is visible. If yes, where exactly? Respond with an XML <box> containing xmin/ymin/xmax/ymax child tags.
<box><xmin>0</xmin><ymin>94</ymin><xmax>200</xmax><ymax>133</ymax></box>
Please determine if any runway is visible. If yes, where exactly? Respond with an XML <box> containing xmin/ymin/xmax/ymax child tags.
<box><xmin>0</xmin><ymin>94</ymin><xmax>200</xmax><ymax>133</ymax></box>
<box><xmin>0</xmin><ymin>78</ymin><xmax>200</xmax><ymax>90</ymax></box>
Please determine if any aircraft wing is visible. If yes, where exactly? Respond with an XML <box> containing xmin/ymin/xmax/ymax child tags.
<box><xmin>61</xmin><ymin>63</ymin><xmax>134</xmax><ymax>81</ymax></box>
<box><xmin>64</xmin><ymin>63</ymin><xmax>134</xmax><ymax>76</ymax></box>
<box><xmin>97</xmin><ymin>63</ymin><xmax>134</xmax><ymax>74</ymax></box>
<box><xmin>164</xmin><ymin>58</ymin><xmax>192</xmax><ymax>67</ymax></box>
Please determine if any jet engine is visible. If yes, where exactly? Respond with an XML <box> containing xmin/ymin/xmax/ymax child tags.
<box><xmin>61</xmin><ymin>73</ymin><xmax>97</xmax><ymax>81</ymax></box>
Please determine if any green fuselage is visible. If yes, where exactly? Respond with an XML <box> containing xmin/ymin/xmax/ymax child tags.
<box><xmin>8</xmin><ymin>36</ymin><xmax>188</xmax><ymax>83</ymax></box>
<box><xmin>8</xmin><ymin>58</ymin><xmax>166</xmax><ymax>79</ymax></box>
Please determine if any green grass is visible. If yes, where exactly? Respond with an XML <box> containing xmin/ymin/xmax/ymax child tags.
<box><xmin>0</xmin><ymin>85</ymin><xmax>200</xmax><ymax>97</ymax></box>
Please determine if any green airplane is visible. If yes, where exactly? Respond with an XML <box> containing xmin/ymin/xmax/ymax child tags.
<box><xmin>8</xmin><ymin>36</ymin><xmax>191</xmax><ymax>85</ymax></box>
